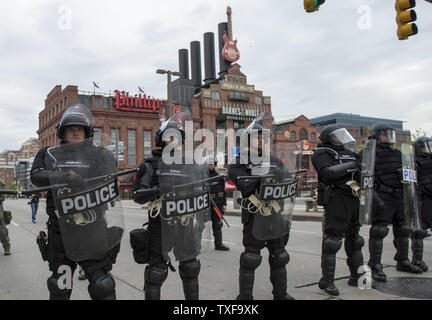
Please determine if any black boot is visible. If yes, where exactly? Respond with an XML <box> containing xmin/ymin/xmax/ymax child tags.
<box><xmin>394</xmin><ymin>237</ymin><xmax>423</xmax><ymax>274</ymax></box>
<box><xmin>319</xmin><ymin>237</ymin><xmax>342</xmax><ymax>296</ymax></box>
<box><xmin>179</xmin><ymin>260</ymin><xmax>200</xmax><ymax>300</ymax></box>
<box><xmin>411</xmin><ymin>233</ymin><xmax>429</xmax><ymax>272</ymax></box>
<box><xmin>270</xmin><ymin>267</ymin><xmax>295</xmax><ymax>300</ymax></box>
<box><xmin>368</xmin><ymin>238</ymin><xmax>387</xmax><ymax>282</ymax></box>
<box><xmin>214</xmin><ymin>229</ymin><xmax>229</xmax><ymax>251</ymax></box>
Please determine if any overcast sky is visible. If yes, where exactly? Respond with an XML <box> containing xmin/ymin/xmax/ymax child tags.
<box><xmin>1</xmin><ymin>0</ymin><xmax>431</xmax><ymax>152</ymax></box>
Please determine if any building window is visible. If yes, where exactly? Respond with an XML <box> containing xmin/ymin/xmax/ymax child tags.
<box><xmin>299</xmin><ymin>129</ymin><xmax>308</xmax><ymax>141</ymax></box>
<box><xmin>211</xmin><ymin>91</ymin><xmax>221</xmax><ymax>100</ymax></box>
<box><xmin>128</xmin><ymin>130</ymin><xmax>136</xmax><ymax>165</ymax></box>
<box><xmin>144</xmin><ymin>131</ymin><xmax>152</xmax><ymax>158</ymax></box>
<box><xmin>254</xmin><ymin>96</ymin><xmax>262</xmax><ymax>105</ymax></box>
<box><xmin>95</xmin><ymin>97</ymin><xmax>101</xmax><ymax>108</ymax></box>
<box><xmin>311</xmin><ymin>132</ymin><xmax>316</xmax><ymax>142</ymax></box>
<box><xmin>103</xmin><ymin>97</ymin><xmax>110</xmax><ymax>109</ymax></box>
<box><xmin>93</xmin><ymin>128</ymin><xmax>102</xmax><ymax>146</ymax></box>
<box><xmin>290</xmin><ymin>131</ymin><xmax>296</xmax><ymax>140</ymax></box>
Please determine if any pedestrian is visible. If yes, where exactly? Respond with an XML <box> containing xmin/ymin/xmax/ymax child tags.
<box><xmin>0</xmin><ymin>179</ymin><xmax>11</xmax><ymax>256</ymax></box>
<box><xmin>311</xmin><ymin>125</ymin><xmax>364</xmax><ymax>296</ymax></box>
<box><xmin>367</xmin><ymin>123</ymin><xmax>422</xmax><ymax>283</ymax></box>
<box><xmin>131</xmin><ymin>112</ymin><xmax>205</xmax><ymax>300</ymax></box>
<box><xmin>29</xmin><ymin>192</ymin><xmax>41</xmax><ymax>223</ymax></box>
<box><xmin>30</xmin><ymin>104</ymin><xmax>121</xmax><ymax>300</ymax></box>
<box><xmin>228</xmin><ymin>112</ymin><xmax>295</xmax><ymax>300</ymax></box>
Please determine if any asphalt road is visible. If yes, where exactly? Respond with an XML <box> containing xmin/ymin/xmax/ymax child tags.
<box><xmin>1</xmin><ymin>199</ymin><xmax>431</xmax><ymax>300</ymax></box>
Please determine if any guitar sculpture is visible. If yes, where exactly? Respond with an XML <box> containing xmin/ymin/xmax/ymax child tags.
<box><xmin>222</xmin><ymin>6</ymin><xmax>240</xmax><ymax>63</ymax></box>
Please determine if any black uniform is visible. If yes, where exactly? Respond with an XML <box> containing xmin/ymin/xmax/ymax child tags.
<box><xmin>132</xmin><ymin>149</ymin><xmax>202</xmax><ymax>300</ymax></box>
<box><xmin>30</xmin><ymin>142</ymin><xmax>119</xmax><ymax>300</ymax></box>
<box><xmin>312</xmin><ymin>142</ymin><xmax>363</xmax><ymax>295</ymax></box>
<box><xmin>228</xmin><ymin>153</ymin><xmax>293</xmax><ymax>300</ymax></box>
<box><xmin>410</xmin><ymin>140</ymin><xmax>432</xmax><ymax>271</ymax></box>
<box><xmin>368</xmin><ymin>143</ymin><xmax>422</xmax><ymax>280</ymax></box>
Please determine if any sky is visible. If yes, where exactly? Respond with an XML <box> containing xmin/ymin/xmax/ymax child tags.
<box><xmin>0</xmin><ymin>0</ymin><xmax>431</xmax><ymax>152</ymax></box>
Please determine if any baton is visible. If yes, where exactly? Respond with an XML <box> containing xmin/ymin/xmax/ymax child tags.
<box><xmin>21</xmin><ymin>168</ymin><xmax>138</xmax><ymax>195</ymax></box>
<box><xmin>172</xmin><ymin>174</ymin><xmax>225</xmax><ymax>190</ymax></box>
<box><xmin>0</xmin><ymin>190</ymin><xmax>18</xmax><ymax>195</ymax></box>
<box><xmin>210</xmin><ymin>198</ymin><xmax>230</xmax><ymax>228</ymax></box>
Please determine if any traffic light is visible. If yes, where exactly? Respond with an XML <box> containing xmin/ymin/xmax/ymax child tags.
<box><xmin>304</xmin><ymin>0</ymin><xmax>325</xmax><ymax>13</ymax></box>
<box><xmin>395</xmin><ymin>0</ymin><xmax>418</xmax><ymax>40</ymax></box>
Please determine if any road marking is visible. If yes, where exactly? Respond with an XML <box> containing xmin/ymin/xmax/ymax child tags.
<box><xmin>201</xmin><ymin>238</ymin><xmax>238</xmax><ymax>245</ymax></box>
<box><xmin>11</xmin><ymin>221</ymin><xmax>19</xmax><ymax>227</ymax></box>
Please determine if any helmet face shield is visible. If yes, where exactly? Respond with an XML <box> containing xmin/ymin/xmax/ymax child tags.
<box><xmin>328</xmin><ymin>128</ymin><xmax>355</xmax><ymax>145</ymax></box>
<box><xmin>422</xmin><ymin>140</ymin><xmax>432</xmax><ymax>154</ymax></box>
<box><xmin>376</xmin><ymin>128</ymin><xmax>396</xmax><ymax>144</ymax></box>
<box><xmin>58</xmin><ymin>104</ymin><xmax>94</xmax><ymax>139</ymax></box>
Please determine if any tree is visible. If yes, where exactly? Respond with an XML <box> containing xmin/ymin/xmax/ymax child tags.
<box><xmin>411</xmin><ymin>127</ymin><xmax>429</xmax><ymax>141</ymax></box>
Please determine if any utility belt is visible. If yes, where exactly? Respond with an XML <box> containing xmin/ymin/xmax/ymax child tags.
<box><xmin>377</xmin><ymin>184</ymin><xmax>403</xmax><ymax>197</ymax></box>
<box><xmin>237</xmin><ymin>194</ymin><xmax>282</xmax><ymax>216</ymax></box>
<box><xmin>210</xmin><ymin>192</ymin><xmax>225</xmax><ymax>199</ymax></box>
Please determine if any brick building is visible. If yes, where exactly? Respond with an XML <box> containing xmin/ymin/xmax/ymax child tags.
<box><xmin>274</xmin><ymin>115</ymin><xmax>321</xmax><ymax>189</ymax></box>
<box><xmin>0</xmin><ymin>137</ymin><xmax>39</xmax><ymax>187</ymax></box>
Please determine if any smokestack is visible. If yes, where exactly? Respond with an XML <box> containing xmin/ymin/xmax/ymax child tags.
<box><xmin>190</xmin><ymin>41</ymin><xmax>202</xmax><ymax>88</ymax></box>
<box><xmin>203</xmin><ymin>32</ymin><xmax>216</xmax><ymax>84</ymax></box>
<box><xmin>218</xmin><ymin>22</ymin><xmax>231</xmax><ymax>78</ymax></box>
<box><xmin>178</xmin><ymin>49</ymin><xmax>189</xmax><ymax>80</ymax></box>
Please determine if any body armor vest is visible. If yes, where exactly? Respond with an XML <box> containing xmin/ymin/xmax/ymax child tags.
<box><xmin>375</xmin><ymin>145</ymin><xmax>402</xmax><ymax>188</ymax></box>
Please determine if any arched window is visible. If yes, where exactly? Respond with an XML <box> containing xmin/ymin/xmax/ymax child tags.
<box><xmin>290</xmin><ymin>131</ymin><xmax>296</xmax><ymax>140</ymax></box>
<box><xmin>299</xmin><ymin>129</ymin><xmax>308</xmax><ymax>140</ymax></box>
<box><xmin>211</xmin><ymin>91</ymin><xmax>221</xmax><ymax>100</ymax></box>
<box><xmin>311</xmin><ymin>132</ymin><xmax>316</xmax><ymax>142</ymax></box>
<box><xmin>254</xmin><ymin>96</ymin><xmax>262</xmax><ymax>105</ymax></box>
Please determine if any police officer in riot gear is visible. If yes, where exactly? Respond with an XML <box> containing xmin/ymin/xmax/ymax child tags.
<box><xmin>132</xmin><ymin>112</ymin><xmax>203</xmax><ymax>300</ymax></box>
<box><xmin>228</xmin><ymin>112</ymin><xmax>294</xmax><ymax>300</ymax></box>
<box><xmin>411</xmin><ymin>136</ymin><xmax>432</xmax><ymax>271</ymax></box>
<box><xmin>312</xmin><ymin>125</ymin><xmax>364</xmax><ymax>296</ymax></box>
<box><xmin>207</xmin><ymin>155</ymin><xmax>229</xmax><ymax>251</ymax></box>
<box><xmin>30</xmin><ymin>104</ymin><xmax>120</xmax><ymax>300</ymax></box>
<box><xmin>368</xmin><ymin>123</ymin><xmax>422</xmax><ymax>282</ymax></box>
<box><xmin>0</xmin><ymin>179</ymin><xmax>11</xmax><ymax>256</ymax></box>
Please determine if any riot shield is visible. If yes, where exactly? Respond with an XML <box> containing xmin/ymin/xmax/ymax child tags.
<box><xmin>401</xmin><ymin>143</ymin><xmax>422</xmax><ymax>230</ymax></box>
<box><xmin>49</xmin><ymin>136</ymin><xmax>124</xmax><ymax>261</ymax></box>
<box><xmin>244</xmin><ymin>138</ymin><xmax>300</xmax><ymax>241</ymax></box>
<box><xmin>158</xmin><ymin>157</ymin><xmax>211</xmax><ymax>263</ymax></box>
<box><xmin>359</xmin><ymin>139</ymin><xmax>376</xmax><ymax>225</ymax></box>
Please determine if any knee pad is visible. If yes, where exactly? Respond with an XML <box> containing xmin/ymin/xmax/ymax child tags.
<box><xmin>179</xmin><ymin>259</ymin><xmax>201</xmax><ymax>280</ymax></box>
<box><xmin>145</xmin><ymin>265</ymin><xmax>168</xmax><ymax>285</ymax></box>
<box><xmin>88</xmin><ymin>271</ymin><xmax>115</xmax><ymax>300</ymax></box>
<box><xmin>269</xmin><ymin>249</ymin><xmax>290</xmax><ymax>269</ymax></box>
<box><xmin>47</xmin><ymin>274</ymin><xmax>71</xmax><ymax>298</ymax></box>
<box><xmin>395</xmin><ymin>224</ymin><xmax>413</xmax><ymax>237</ymax></box>
<box><xmin>412</xmin><ymin>228</ymin><xmax>429</xmax><ymax>239</ymax></box>
<box><xmin>322</xmin><ymin>236</ymin><xmax>342</xmax><ymax>255</ymax></box>
<box><xmin>349</xmin><ymin>235</ymin><xmax>365</xmax><ymax>251</ymax></box>
<box><xmin>240</xmin><ymin>252</ymin><xmax>262</xmax><ymax>271</ymax></box>
<box><xmin>370</xmin><ymin>225</ymin><xmax>389</xmax><ymax>240</ymax></box>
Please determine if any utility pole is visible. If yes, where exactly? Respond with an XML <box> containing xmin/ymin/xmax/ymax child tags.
<box><xmin>156</xmin><ymin>69</ymin><xmax>181</xmax><ymax>118</ymax></box>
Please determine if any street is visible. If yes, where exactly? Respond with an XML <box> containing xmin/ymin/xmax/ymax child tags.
<box><xmin>1</xmin><ymin>199</ymin><xmax>431</xmax><ymax>300</ymax></box>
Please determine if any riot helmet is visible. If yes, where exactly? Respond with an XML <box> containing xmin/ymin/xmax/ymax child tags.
<box><xmin>414</xmin><ymin>136</ymin><xmax>432</xmax><ymax>156</ymax></box>
<box><xmin>319</xmin><ymin>125</ymin><xmax>355</xmax><ymax>147</ymax></box>
<box><xmin>155</xmin><ymin>111</ymin><xmax>191</xmax><ymax>148</ymax></box>
<box><xmin>57</xmin><ymin>104</ymin><xmax>94</xmax><ymax>140</ymax></box>
<box><xmin>373</xmin><ymin>123</ymin><xmax>396</xmax><ymax>145</ymax></box>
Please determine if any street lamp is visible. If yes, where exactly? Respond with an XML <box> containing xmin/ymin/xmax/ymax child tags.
<box><xmin>156</xmin><ymin>69</ymin><xmax>181</xmax><ymax>118</ymax></box>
